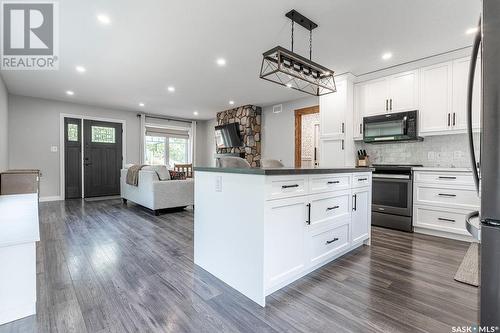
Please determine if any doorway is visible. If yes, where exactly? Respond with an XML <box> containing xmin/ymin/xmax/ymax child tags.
<box><xmin>64</xmin><ymin>117</ymin><xmax>123</xmax><ymax>199</ymax></box>
<box><xmin>294</xmin><ymin>106</ymin><xmax>320</xmax><ymax>168</ymax></box>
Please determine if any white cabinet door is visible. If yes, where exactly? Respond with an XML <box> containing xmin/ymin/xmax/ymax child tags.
<box><xmin>388</xmin><ymin>70</ymin><xmax>419</xmax><ymax>112</ymax></box>
<box><xmin>419</xmin><ymin>62</ymin><xmax>453</xmax><ymax>135</ymax></box>
<box><xmin>353</xmin><ymin>84</ymin><xmax>364</xmax><ymax>140</ymax></box>
<box><xmin>264</xmin><ymin>197</ymin><xmax>307</xmax><ymax>290</ymax></box>
<box><xmin>320</xmin><ymin>80</ymin><xmax>346</xmax><ymax>137</ymax></box>
<box><xmin>356</xmin><ymin>78</ymin><xmax>388</xmax><ymax>117</ymax></box>
<box><xmin>351</xmin><ymin>187</ymin><xmax>370</xmax><ymax>244</ymax></box>
<box><xmin>452</xmin><ymin>57</ymin><xmax>481</xmax><ymax>131</ymax></box>
<box><xmin>319</xmin><ymin>138</ymin><xmax>345</xmax><ymax>168</ymax></box>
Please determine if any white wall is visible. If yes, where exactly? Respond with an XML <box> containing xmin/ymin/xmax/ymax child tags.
<box><xmin>0</xmin><ymin>77</ymin><xmax>8</xmax><ymax>172</ymax></box>
<box><xmin>261</xmin><ymin>96</ymin><xmax>319</xmax><ymax>167</ymax></box>
<box><xmin>8</xmin><ymin>95</ymin><xmax>142</xmax><ymax>199</ymax></box>
<box><xmin>195</xmin><ymin>118</ymin><xmax>216</xmax><ymax>167</ymax></box>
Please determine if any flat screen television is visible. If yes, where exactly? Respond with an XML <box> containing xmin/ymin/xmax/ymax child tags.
<box><xmin>215</xmin><ymin>123</ymin><xmax>243</xmax><ymax>148</ymax></box>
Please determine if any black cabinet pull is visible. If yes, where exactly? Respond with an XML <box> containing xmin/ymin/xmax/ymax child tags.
<box><xmin>306</xmin><ymin>203</ymin><xmax>311</xmax><ymax>225</ymax></box>
<box><xmin>358</xmin><ymin>178</ymin><xmax>368</xmax><ymax>181</ymax></box>
<box><xmin>438</xmin><ymin>217</ymin><xmax>456</xmax><ymax>222</ymax></box>
<box><xmin>341</xmin><ymin>122</ymin><xmax>345</xmax><ymax>134</ymax></box>
<box><xmin>438</xmin><ymin>176</ymin><xmax>457</xmax><ymax>180</ymax></box>
<box><xmin>326</xmin><ymin>238</ymin><xmax>339</xmax><ymax>245</ymax></box>
<box><xmin>453</xmin><ymin>112</ymin><xmax>456</xmax><ymax>126</ymax></box>
<box><xmin>448</xmin><ymin>113</ymin><xmax>451</xmax><ymax>126</ymax></box>
<box><xmin>390</xmin><ymin>99</ymin><xmax>393</xmax><ymax>110</ymax></box>
<box><xmin>282</xmin><ymin>184</ymin><xmax>299</xmax><ymax>189</ymax></box>
<box><xmin>327</xmin><ymin>181</ymin><xmax>340</xmax><ymax>184</ymax></box>
<box><xmin>353</xmin><ymin>194</ymin><xmax>357</xmax><ymax>211</ymax></box>
<box><xmin>360</xmin><ymin>124</ymin><xmax>363</xmax><ymax>134</ymax></box>
<box><xmin>326</xmin><ymin>205</ymin><xmax>340</xmax><ymax>211</ymax></box>
<box><xmin>438</xmin><ymin>193</ymin><xmax>457</xmax><ymax>197</ymax></box>
<box><xmin>341</xmin><ymin>140</ymin><xmax>344</xmax><ymax>150</ymax></box>
<box><xmin>385</xmin><ymin>99</ymin><xmax>388</xmax><ymax>111</ymax></box>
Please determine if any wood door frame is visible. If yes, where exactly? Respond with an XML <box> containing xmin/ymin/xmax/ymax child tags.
<box><xmin>294</xmin><ymin>105</ymin><xmax>319</xmax><ymax>168</ymax></box>
<box><xmin>59</xmin><ymin>113</ymin><xmax>127</xmax><ymax>200</ymax></box>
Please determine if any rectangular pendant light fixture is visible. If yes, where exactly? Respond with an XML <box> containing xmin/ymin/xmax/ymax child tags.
<box><xmin>259</xmin><ymin>10</ymin><xmax>336</xmax><ymax>96</ymax></box>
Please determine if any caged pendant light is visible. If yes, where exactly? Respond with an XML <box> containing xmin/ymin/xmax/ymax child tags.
<box><xmin>259</xmin><ymin>10</ymin><xmax>336</xmax><ymax>96</ymax></box>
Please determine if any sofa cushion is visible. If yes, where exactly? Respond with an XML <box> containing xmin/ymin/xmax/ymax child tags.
<box><xmin>169</xmin><ymin>170</ymin><xmax>186</xmax><ymax>180</ymax></box>
<box><xmin>143</xmin><ymin>165</ymin><xmax>170</xmax><ymax>181</ymax></box>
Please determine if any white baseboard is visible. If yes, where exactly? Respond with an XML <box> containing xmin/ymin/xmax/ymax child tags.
<box><xmin>414</xmin><ymin>227</ymin><xmax>474</xmax><ymax>242</ymax></box>
<box><xmin>39</xmin><ymin>196</ymin><xmax>63</xmax><ymax>202</ymax></box>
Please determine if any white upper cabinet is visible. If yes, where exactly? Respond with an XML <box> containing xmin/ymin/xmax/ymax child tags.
<box><xmin>320</xmin><ymin>80</ymin><xmax>346</xmax><ymax>138</ymax></box>
<box><xmin>452</xmin><ymin>57</ymin><xmax>481</xmax><ymax>131</ymax></box>
<box><xmin>355</xmin><ymin>78</ymin><xmax>388</xmax><ymax>117</ymax></box>
<box><xmin>419</xmin><ymin>62</ymin><xmax>453</xmax><ymax>135</ymax></box>
<box><xmin>388</xmin><ymin>70</ymin><xmax>419</xmax><ymax>112</ymax></box>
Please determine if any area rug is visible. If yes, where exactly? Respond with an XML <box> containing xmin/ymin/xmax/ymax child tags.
<box><xmin>454</xmin><ymin>242</ymin><xmax>479</xmax><ymax>287</ymax></box>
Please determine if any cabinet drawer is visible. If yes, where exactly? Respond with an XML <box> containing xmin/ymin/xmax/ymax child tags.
<box><xmin>309</xmin><ymin>224</ymin><xmax>350</xmax><ymax>266</ymax></box>
<box><xmin>266</xmin><ymin>176</ymin><xmax>308</xmax><ymax>200</ymax></box>
<box><xmin>310</xmin><ymin>191</ymin><xmax>351</xmax><ymax>228</ymax></box>
<box><xmin>352</xmin><ymin>173</ymin><xmax>371</xmax><ymax>188</ymax></box>
<box><xmin>309</xmin><ymin>174</ymin><xmax>351</xmax><ymax>194</ymax></box>
<box><xmin>414</xmin><ymin>171</ymin><xmax>474</xmax><ymax>186</ymax></box>
<box><xmin>414</xmin><ymin>205</ymin><xmax>469</xmax><ymax>235</ymax></box>
<box><xmin>414</xmin><ymin>184</ymin><xmax>479</xmax><ymax>209</ymax></box>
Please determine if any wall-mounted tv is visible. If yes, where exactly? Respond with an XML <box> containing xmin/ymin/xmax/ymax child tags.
<box><xmin>215</xmin><ymin>123</ymin><xmax>243</xmax><ymax>148</ymax></box>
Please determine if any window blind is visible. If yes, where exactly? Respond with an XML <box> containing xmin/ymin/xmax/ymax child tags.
<box><xmin>145</xmin><ymin>126</ymin><xmax>190</xmax><ymax>139</ymax></box>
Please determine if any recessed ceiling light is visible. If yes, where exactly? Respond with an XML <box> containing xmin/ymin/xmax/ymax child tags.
<box><xmin>66</xmin><ymin>90</ymin><xmax>74</xmax><ymax>96</ymax></box>
<box><xmin>167</xmin><ymin>86</ymin><xmax>175</xmax><ymax>92</ymax></box>
<box><xmin>216</xmin><ymin>58</ymin><xmax>226</xmax><ymax>66</ymax></box>
<box><xmin>229</xmin><ymin>100</ymin><xmax>235</xmax><ymax>105</ymax></box>
<box><xmin>382</xmin><ymin>52</ymin><xmax>393</xmax><ymax>60</ymax></box>
<box><xmin>97</xmin><ymin>14</ymin><xmax>111</xmax><ymax>25</ymax></box>
<box><xmin>75</xmin><ymin>65</ymin><xmax>86</xmax><ymax>73</ymax></box>
<box><xmin>466</xmin><ymin>27</ymin><xmax>479</xmax><ymax>35</ymax></box>
<box><xmin>139</xmin><ymin>103</ymin><xmax>145</xmax><ymax>107</ymax></box>
<box><xmin>193</xmin><ymin>111</ymin><xmax>199</xmax><ymax>116</ymax></box>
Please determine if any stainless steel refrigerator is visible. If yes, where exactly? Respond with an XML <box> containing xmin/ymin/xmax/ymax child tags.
<box><xmin>467</xmin><ymin>0</ymin><xmax>500</xmax><ymax>326</ymax></box>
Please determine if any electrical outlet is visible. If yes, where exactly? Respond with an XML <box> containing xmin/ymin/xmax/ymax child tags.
<box><xmin>215</xmin><ymin>176</ymin><xmax>222</xmax><ymax>192</ymax></box>
<box><xmin>427</xmin><ymin>152</ymin><xmax>436</xmax><ymax>160</ymax></box>
<box><xmin>50</xmin><ymin>146</ymin><xmax>58</xmax><ymax>152</ymax></box>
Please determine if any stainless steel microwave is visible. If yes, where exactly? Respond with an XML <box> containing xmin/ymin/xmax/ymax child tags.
<box><xmin>363</xmin><ymin>110</ymin><xmax>423</xmax><ymax>143</ymax></box>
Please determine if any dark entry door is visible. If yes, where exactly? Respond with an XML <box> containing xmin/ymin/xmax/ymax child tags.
<box><xmin>83</xmin><ymin>120</ymin><xmax>123</xmax><ymax>198</ymax></box>
<box><xmin>64</xmin><ymin>118</ymin><xmax>82</xmax><ymax>199</ymax></box>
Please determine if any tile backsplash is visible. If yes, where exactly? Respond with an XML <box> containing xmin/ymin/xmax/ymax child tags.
<box><xmin>355</xmin><ymin>133</ymin><xmax>479</xmax><ymax>168</ymax></box>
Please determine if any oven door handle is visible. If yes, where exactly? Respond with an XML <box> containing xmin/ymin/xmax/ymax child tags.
<box><xmin>373</xmin><ymin>174</ymin><xmax>410</xmax><ymax>180</ymax></box>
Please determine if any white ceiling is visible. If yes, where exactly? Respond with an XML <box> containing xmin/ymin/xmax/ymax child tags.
<box><xmin>1</xmin><ymin>0</ymin><xmax>480</xmax><ymax>119</ymax></box>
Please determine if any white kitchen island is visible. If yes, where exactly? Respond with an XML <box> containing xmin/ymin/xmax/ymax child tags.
<box><xmin>193</xmin><ymin>167</ymin><xmax>372</xmax><ymax>306</ymax></box>
<box><xmin>0</xmin><ymin>193</ymin><xmax>40</xmax><ymax>325</ymax></box>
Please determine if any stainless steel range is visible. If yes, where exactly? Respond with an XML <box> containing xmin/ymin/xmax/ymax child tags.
<box><xmin>371</xmin><ymin>164</ymin><xmax>422</xmax><ymax>232</ymax></box>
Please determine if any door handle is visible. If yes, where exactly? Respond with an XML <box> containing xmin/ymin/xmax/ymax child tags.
<box><xmin>326</xmin><ymin>238</ymin><xmax>339</xmax><ymax>245</ymax></box>
<box><xmin>326</xmin><ymin>205</ymin><xmax>340</xmax><ymax>211</ymax></box>
<box><xmin>306</xmin><ymin>203</ymin><xmax>311</xmax><ymax>225</ymax></box>
<box><xmin>84</xmin><ymin>163</ymin><xmax>92</xmax><ymax>167</ymax></box>
<box><xmin>352</xmin><ymin>194</ymin><xmax>357</xmax><ymax>211</ymax></box>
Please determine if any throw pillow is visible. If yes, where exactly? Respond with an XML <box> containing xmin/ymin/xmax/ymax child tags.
<box><xmin>169</xmin><ymin>170</ymin><xmax>186</xmax><ymax>180</ymax></box>
<box><xmin>155</xmin><ymin>166</ymin><xmax>171</xmax><ymax>181</ymax></box>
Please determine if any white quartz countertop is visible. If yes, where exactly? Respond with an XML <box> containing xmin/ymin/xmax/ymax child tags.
<box><xmin>0</xmin><ymin>194</ymin><xmax>40</xmax><ymax>247</ymax></box>
<box><xmin>412</xmin><ymin>167</ymin><xmax>472</xmax><ymax>172</ymax></box>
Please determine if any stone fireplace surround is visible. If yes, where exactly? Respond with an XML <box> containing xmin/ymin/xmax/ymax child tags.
<box><xmin>216</xmin><ymin>105</ymin><xmax>262</xmax><ymax>167</ymax></box>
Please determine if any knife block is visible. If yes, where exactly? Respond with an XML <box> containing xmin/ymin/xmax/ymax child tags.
<box><xmin>357</xmin><ymin>157</ymin><xmax>370</xmax><ymax>167</ymax></box>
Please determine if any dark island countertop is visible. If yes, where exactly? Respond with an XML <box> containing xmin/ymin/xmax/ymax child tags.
<box><xmin>194</xmin><ymin>167</ymin><xmax>374</xmax><ymax>175</ymax></box>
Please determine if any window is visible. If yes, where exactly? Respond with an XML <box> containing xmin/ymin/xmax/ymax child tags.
<box><xmin>67</xmin><ymin>123</ymin><xmax>78</xmax><ymax>141</ymax></box>
<box><xmin>145</xmin><ymin>136</ymin><xmax>189</xmax><ymax>168</ymax></box>
<box><xmin>92</xmin><ymin>126</ymin><xmax>115</xmax><ymax>143</ymax></box>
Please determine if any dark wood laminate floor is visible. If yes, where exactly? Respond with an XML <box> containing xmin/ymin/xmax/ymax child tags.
<box><xmin>0</xmin><ymin>199</ymin><xmax>478</xmax><ymax>333</ymax></box>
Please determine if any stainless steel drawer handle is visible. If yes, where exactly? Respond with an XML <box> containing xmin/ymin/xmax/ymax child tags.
<box><xmin>326</xmin><ymin>206</ymin><xmax>340</xmax><ymax>211</ymax></box>
<box><xmin>358</xmin><ymin>178</ymin><xmax>368</xmax><ymax>181</ymax></box>
<box><xmin>327</xmin><ymin>181</ymin><xmax>340</xmax><ymax>184</ymax></box>
<box><xmin>282</xmin><ymin>184</ymin><xmax>299</xmax><ymax>189</ymax></box>
<box><xmin>326</xmin><ymin>237</ymin><xmax>339</xmax><ymax>245</ymax></box>
<box><xmin>438</xmin><ymin>217</ymin><xmax>456</xmax><ymax>222</ymax></box>
<box><xmin>438</xmin><ymin>193</ymin><xmax>457</xmax><ymax>197</ymax></box>
<box><xmin>438</xmin><ymin>176</ymin><xmax>457</xmax><ymax>180</ymax></box>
